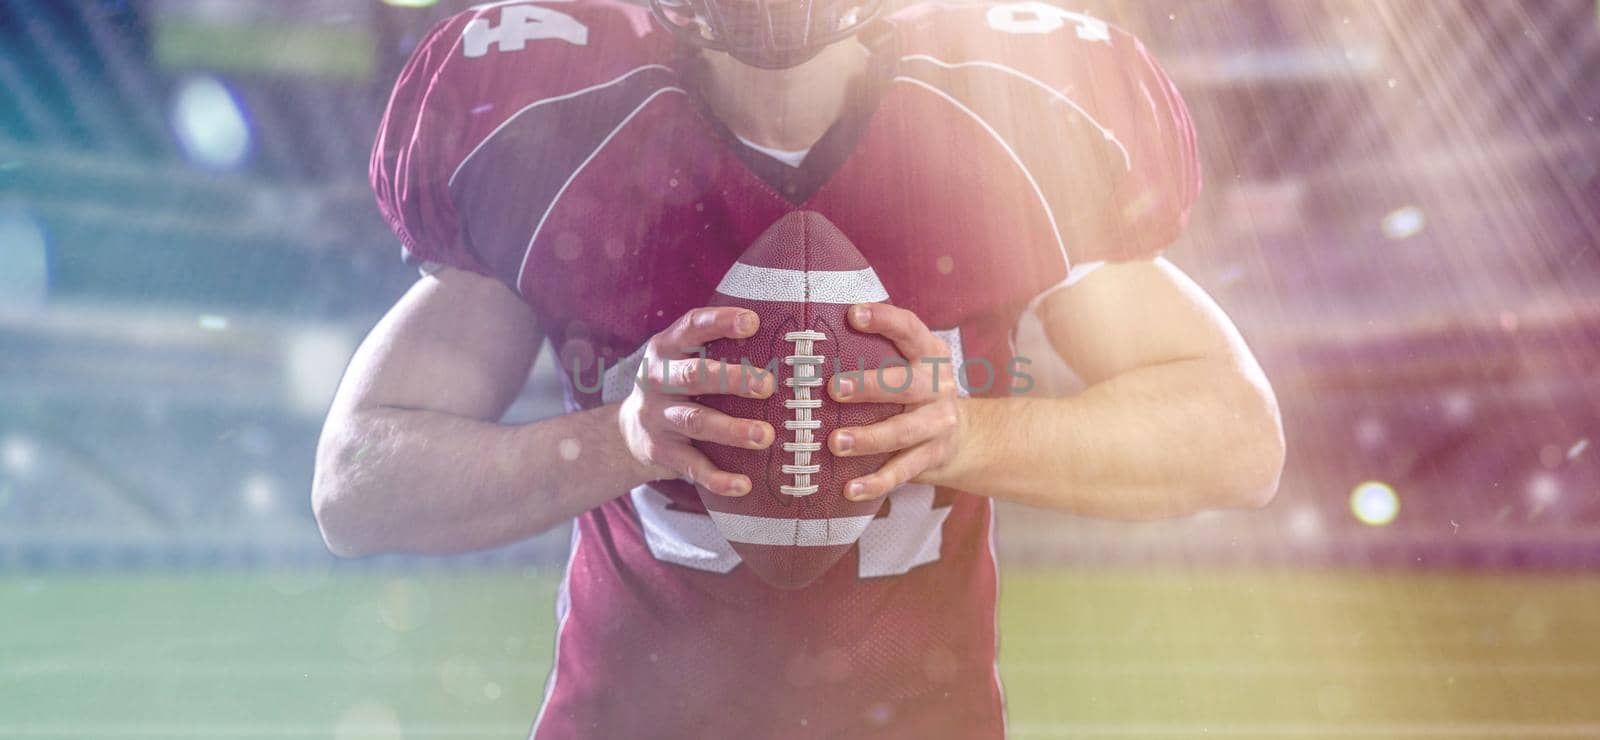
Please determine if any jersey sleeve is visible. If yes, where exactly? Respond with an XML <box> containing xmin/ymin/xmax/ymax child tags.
<box><xmin>369</xmin><ymin>14</ymin><xmax>492</xmax><ymax>276</ymax></box>
<box><xmin>370</xmin><ymin>2</ymin><xmax>670</xmax><ymax>280</ymax></box>
<box><xmin>1061</xmin><ymin>27</ymin><xmax>1202</xmax><ymax>266</ymax></box>
<box><xmin>895</xmin><ymin>3</ymin><xmax>1202</xmax><ymax>275</ymax></box>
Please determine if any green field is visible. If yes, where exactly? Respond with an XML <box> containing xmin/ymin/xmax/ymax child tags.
<box><xmin>3</xmin><ymin>568</ymin><xmax>1598</xmax><ymax>738</ymax></box>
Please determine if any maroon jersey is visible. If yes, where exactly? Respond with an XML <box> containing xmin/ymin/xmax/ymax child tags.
<box><xmin>371</xmin><ymin>1</ymin><xmax>1199</xmax><ymax>737</ymax></box>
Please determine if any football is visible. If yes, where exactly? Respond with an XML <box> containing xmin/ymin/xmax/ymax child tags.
<box><xmin>694</xmin><ymin>211</ymin><xmax>904</xmax><ymax>589</ymax></box>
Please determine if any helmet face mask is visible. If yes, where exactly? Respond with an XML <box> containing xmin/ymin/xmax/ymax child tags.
<box><xmin>651</xmin><ymin>0</ymin><xmax>882</xmax><ymax>69</ymax></box>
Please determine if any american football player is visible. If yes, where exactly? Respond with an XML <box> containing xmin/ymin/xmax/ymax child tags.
<box><xmin>314</xmin><ymin>0</ymin><xmax>1285</xmax><ymax>735</ymax></box>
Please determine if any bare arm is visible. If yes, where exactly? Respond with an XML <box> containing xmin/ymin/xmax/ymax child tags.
<box><xmin>936</xmin><ymin>258</ymin><xmax>1284</xmax><ymax>517</ymax></box>
<box><xmin>829</xmin><ymin>258</ymin><xmax>1284</xmax><ymax>519</ymax></box>
<box><xmin>311</xmin><ymin>267</ymin><xmax>655</xmax><ymax>557</ymax></box>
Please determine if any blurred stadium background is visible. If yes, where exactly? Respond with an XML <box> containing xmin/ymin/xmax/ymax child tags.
<box><xmin>2</xmin><ymin>0</ymin><xmax>1599</xmax><ymax>738</ymax></box>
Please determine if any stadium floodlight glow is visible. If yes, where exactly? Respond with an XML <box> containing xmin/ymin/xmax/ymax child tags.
<box><xmin>171</xmin><ymin>75</ymin><xmax>252</xmax><ymax>169</ymax></box>
<box><xmin>1349</xmin><ymin>480</ymin><xmax>1400</xmax><ymax>526</ymax></box>
<box><xmin>1381</xmin><ymin>205</ymin><xmax>1426</xmax><ymax>240</ymax></box>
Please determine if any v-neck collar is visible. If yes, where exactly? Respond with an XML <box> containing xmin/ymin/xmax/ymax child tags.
<box><xmin>675</xmin><ymin>20</ymin><xmax>901</xmax><ymax>206</ymax></box>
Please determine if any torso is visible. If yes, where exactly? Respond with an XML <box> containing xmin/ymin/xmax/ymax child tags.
<box><xmin>505</xmin><ymin>39</ymin><xmax>1034</xmax><ymax>734</ymax></box>
<box><xmin>370</xmin><ymin>2</ymin><xmax>1199</xmax><ymax>735</ymax></box>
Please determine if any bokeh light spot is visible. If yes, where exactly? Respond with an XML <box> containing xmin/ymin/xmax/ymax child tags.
<box><xmin>1350</xmin><ymin>480</ymin><xmax>1400</xmax><ymax>526</ymax></box>
<box><xmin>1527</xmin><ymin>472</ymin><xmax>1560</xmax><ymax>508</ymax></box>
<box><xmin>1354</xmin><ymin>417</ymin><xmax>1386</xmax><ymax>450</ymax></box>
<box><xmin>2</xmin><ymin>435</ymin><xmax>39</xmax><ymax>478</ymax></box>
<box><xmin>1440</xmin><ymin>390</ymin><xmax>1474</xmax><ymax>423</ymax></box>
<box><xmin>1381</xmin><ymin>205</ymin><xmax>1426</xmax><ymax>240</ymax></box>
<box><xmin>240</xmin><ymin>472</ymin><xmax>278</xmax><ymax>515</ymax></box>
<box><xmin>1288</xmin><ymin>506</ymin><xmax>1323</xmax><ymax>540</ymax></box>
<box><xmin>171</xmin><ymin>75</ymin><xmax>252</xmax><ymax>169</ymax></box>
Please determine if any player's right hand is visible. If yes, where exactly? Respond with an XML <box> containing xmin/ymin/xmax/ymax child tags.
<box><xmin>619</xmin><ymin>307</ymin><xmax>775</xmax><ymax>497</ymax></box>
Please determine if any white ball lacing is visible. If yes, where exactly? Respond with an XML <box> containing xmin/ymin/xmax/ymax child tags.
<box><xmin>780</xmin><ymin>329</ymin><xmax>827</xmax><ymax>497</ymax></box>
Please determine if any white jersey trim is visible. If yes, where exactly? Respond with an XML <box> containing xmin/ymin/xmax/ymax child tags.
<box><xmin>735</xmin><ymin>133</ymin><xmax>812</xmax><ymax>167</ymax></box>
<box><xmin>633</xmin><ymin>485</ymin><xmax>743</xmax><ymax>572</ymax></box>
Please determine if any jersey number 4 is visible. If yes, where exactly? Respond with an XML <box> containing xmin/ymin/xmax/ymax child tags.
<box><xmin>462</xmin><ymin>1</ymin><xmax>589</xmax><ymax>58</ymax></box>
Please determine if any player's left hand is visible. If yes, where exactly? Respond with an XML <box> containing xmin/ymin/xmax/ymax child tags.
<box><xmin>828</xmin><ymin>303</ymin><xmax>963</xmax><ymax>501</ymax></box>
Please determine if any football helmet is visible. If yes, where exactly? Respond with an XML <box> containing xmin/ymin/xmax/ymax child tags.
<box><xmin>649</xmin><ymin>0</ymin><xmax>883</xmax><ymax>69</ymax></box>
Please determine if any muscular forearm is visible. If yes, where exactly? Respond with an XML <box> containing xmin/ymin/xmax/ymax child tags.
<box><xmin>313</xmin><ymin>403</ymin><xmax>655</xmax><ymax>557</ymax></box>
<box><xmin>927</xmin><ymin>358</ymin><xmax>1284</xmax><ymax>519</ymax></box>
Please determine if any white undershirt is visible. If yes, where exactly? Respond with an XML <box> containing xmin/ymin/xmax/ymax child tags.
<box><xmin>735</xmin><ymin>134</ymin><xmax>812</xmax><ymax>168</ymax></box>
